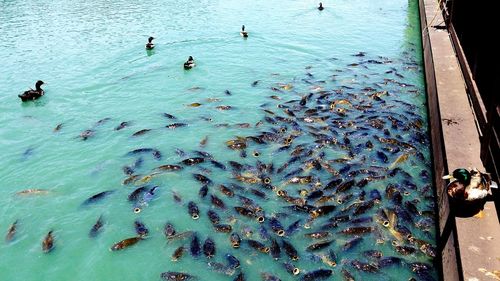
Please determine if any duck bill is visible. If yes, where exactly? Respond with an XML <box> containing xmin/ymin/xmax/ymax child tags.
<box><xmin>442</xmin><ymin>175</ymin><xmax>454</xmax><ymax>180</ymax></box>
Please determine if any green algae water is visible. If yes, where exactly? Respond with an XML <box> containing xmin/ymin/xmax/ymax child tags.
<box><xmin>0</xmin><ymin>0</ymin><xmax>438</xmax><ymax>280</ymax></box>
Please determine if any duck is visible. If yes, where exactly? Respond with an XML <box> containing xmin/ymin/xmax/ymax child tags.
<box><xmin>18</xmin><ymin>80</ymin><xmax>45</xmax><ymax>102</ymax></box>
<box><xmin>145</xmin><ymin>37</ymin><xmax>155</xmax><ymax>50</ymax></box>
<box><xmin>443</xmin><ymin>168</ymin><xmax>496</xmax><ymax>201</ymax></box>
<box><xmin>318</xmin><ymin>2</ymin><xmax>324</xmax><ymax>11</ymax></box>
<box><xmin>184</xmin><ymin>56</ymin><xmax>196</xmax><ymax>70</ymax></box>
<box><xmin>240</xmin><ymin>25</ymin><xmax>248</xmax><ymax>38</ymax></box>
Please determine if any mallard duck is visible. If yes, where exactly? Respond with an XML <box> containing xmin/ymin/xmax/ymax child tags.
<box><xmin>443</xmin><ymin>168</ymin><xmax>495</xmax><ymax>201</ymax></box>
<box><xmin>240</xmin><ymin>25</ymin><xmax>248</xmax><ymax>38</ymax></box>
<box><xmin>18</xmin><ymin>80</ymin><xmax>45</xmax><ymax>102</ymax></box>
<box><xmin>318</xmin><ymin>2</ymin><xmax>324</xmax><ymax>11</ymax></box>
<box><xmin>145</xmin><ymin>36</ymin><xmax>155</xmax><ymax>50</ymax></box>
<box><xmin>184</xmin><ymin>56</ymin><xmax>196</xmax><ymax>70</ymax></box>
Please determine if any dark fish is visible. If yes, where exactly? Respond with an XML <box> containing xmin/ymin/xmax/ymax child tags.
<box><xmin>304</xmin><ymin>231</ymin><xmax>331</xmax><ymax>239</ymax></box>
<box><xmin>128</xmin><ymin>186</ymin><xmax>148</xmax><ymax>202</ymax></box>
<box><xmin>341</xmin><ymin>269</ymin><xmax>355</xmax><ymax>281</ymax></box>
<box><xmin>224</xmin><ymin>89</ymin><xmax>232</xmax><ymax>95</ymax></box>
<box><xmin>281</xmin><ymin>239</ymin><xmax>299</xmax><ymax>260</ymax></box>
<box><xmin>181</xmin><ymin>157</ymin><xmax>205</xmax><ymax>166</ymax></box>
<box><xmin>199</xmin><ymin>185</ymin><xmax>208</xmax><ymax>198</ymax></box>
<box><xmin>252</xmin><ymin>80</ymin><xmax>259</xmax><ymax>87</ymax></box>
<box><xmin>5</xmin><ymin>220</ymin><xmax>18</xmax><ymax>242</ymax></box>
<box><xmin>132</xmin><ymin>129</ymin><xmax>151</xmax><ymax>137</ymax></box>
<box><xmin>378</xmin><ymin>256</ymin><xmax>402</xmax><ymax>267</ymax></box>
<box><xmin>89</xmin><ymin>216</ymin><xmax>104</xmax><ymax>238</ymax></box>
<box><xmin>207</xmin><ymin>210</ymin><xmax>220</xmax><ymax>225</ymax></box>
<box><xmin>269</xmin><ymin>217</ymin><xmax>285</xmax><ymax>236</ymax></box>
<box><xmin>160</xmin><ymin>272</ymin><xmax>195</xmax><ymax>281</ymax></box>
<box><xmin>188</xmin><ymin>201</ymin><xmax>200</xmax><ymax>219</ymax></box>
<box><xmin>310</xmin><ymin>205</ymin><xmax>336</xmax><ymax>219</ymax></box>
<box><xmin>226</xmin><ymin>253</ymin><xmax>240</xmax><ymax>269</ymax></box>
<box><xmin>270</xmin><ymin>238</ymin><xmax>281</xmax><ymax>260</ymax></box>
<box><xmin>82</xmin><ymin>190</ymin><xmax>115</xmax><ymax>206</ymax></box>
<box><xmin>203</xmin><ymin>238</ymin><xmax>216</xmax><ymax>258</ymax></box>
<box><xmin>53</xmin><ymin>123</ymin><xmax>63</xmax><ymax>132</ymax></box>
<box><xmin>80</xmin><ymin>129</ymin><xmax>95</xmax><ymax>140</ymax></box>
<box><xmin>193</xmin><ymin>174</ymin><xmax>212</xmax><ymax>185</ymax></box>
<box><xmin>340</xmin><ymin>227</ymin><xmax>373</xmax><ymax>235</ymax></box>
<box><xmin>134</xmin><ymin>220</ymin><xmax>149</xmax><ymax>237</ymax></box>
<box><xmin>164</xmin><ymin>223</ymin><xmax>176</xmax><ymax>238</ymax></box>
<box><xmin>163</xmin><ymin>113</ymin><xmax>177</xmax><ymax>119</ymax></box>
<box><xmin>233</xmin><ymin>272</ymin><xmax>245</xmax><ymax>281</ymax></box>
<box><xmin>155</xmin><ymin>164</ymin><xmax>183</xmax><ymax>172</ymax></box>
<box><xmin>246</xmin><ymin>239</ymin><xmax>269</xmax><ymax>253</ymax></box>
<box><xmin>171</xmin><ymin>246</ymin><xmax>185</xmax><ymax>261</ymax></box>
<box><xmin>213</xmin><ymin>224</ymin><xmax>232</xmax><ymax>233</ymax></box>
<box><xmin>211</xmin><ymin>194</ymin><xmax>226</xmax><ymax>209</ymax></box>
<box><xmin>115</xmin><ymin>121</ymin><xmax>130</xmax><ymax>130</ymax></box>
<box><xmin>261</xmin><ymin>273</ymin><xmax>281</xmax><ymax>281</ymax></box>
<box><xmin>234</xmin><ymin>206</ymin><xmax>256</xmax><ymax>218</ymax></box>
<box><xmin>351</xmin><ymin>260</ymin><xmax>379</xmax><ymax>272</ymax></box>
<box><xmin>42</xmin><ymin>231</ymin><xmax>55</xmax><ymax>252</ymax></box>
<box><xmin>210</xmin><ymin>160</ymin><xmax>227</xmax><ymax>170</ymax></box>
<box><xmin>230</xmin><ymin>232</ymin><xmax>241</xmax><ymax>248</ymax></box>
<box><xmin>283</xmin><ymin>262</ymin><xmax>300</xmax><ymax>275</ymax></box>
<box><xmin>301</xmin><ymin>269</ymin><xmax>332</xmax><ymax>281</ymax></box>
<box><xmin>219</xmin><ymin>184</ymin><xmax>234</xmax><ymax>197</ymax></box>
<box><xmin>122</xmin><ymin>165</ymin><xmax>134</xmax><ymax>176</ymax></box>
<box><xmin>306</xmin><ymin>240</ymin><xmax>334</xmax><ymax>252</ymax></box>
<box><xmin>111</xmin><ymin>237</ymin><xmax>142</xmax><ymax>251</ymax></box>
<box><xmin>190</xmin><ymin>233</ymin><xmax>201</xmax><ymax>257</ymax></box>
<box><xmin>343</xmin><ymin>237</ymin><xmax>363</xmax><ymax>251</ymax></box>
<box><xmin>285</xmin><ymin>220</ymin><xmax>301</xmax><ymax>236</ymax></box>
<box><xmin>166</xmin><ymin>123</ymin><xmax>187</xmax><ymax>129</ymax></box>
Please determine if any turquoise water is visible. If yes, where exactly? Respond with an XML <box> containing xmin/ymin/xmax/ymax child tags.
<box><xmin>0</xmin><ymin>0</ymin><xmax>437</xmax><ymax>280</ymax></box>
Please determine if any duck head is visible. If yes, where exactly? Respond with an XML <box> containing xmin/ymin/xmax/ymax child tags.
<box><xmin>148</xmin><ymin>37</ymin><xmax>154</xmax><ymax>43</ymax></box>
<box><xmin>242</xmin><ymin>25</ymin><xmax>245</xmax><ymax>32</ymax></box>
<box><xmin>35</xmin><ymin>80</ymin><xmax>45</xmax><ymax>90</ymax></box>
<box><xmin>443</xmin><ymin>168</ymin><xmax>471</xmax><ymax>185</ymax></box>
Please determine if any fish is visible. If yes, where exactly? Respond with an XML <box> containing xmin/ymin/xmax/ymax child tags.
<box><xmin>81</xmin><ymin>190</ymin><xmax>115</xmax><ymax>206</ymax></box>
<box><xmin>200</xmin><ymin>136</ymin><xmax>208</xmax><ymax>147</ymax></box>
<box><xmin>155</xmin><ymin>164</ymin><xmax>183</xmax><ymax>172</ymax></box>
<box><xmin>181</xmin><ymin>157</ymin><xmax>205</xmax><ymax>166</ymax></box>
<box><xmin>80</xmin><ymin>129</ymin><xmax>95</xmax><ymax>140</ymax></box>
<box><xmin>211</xmin><ymin>194</ymin><xmax>226</xmax><ymax>209</ymax></box>
<box><xmin>261</xmin><ymin>273</ymin><xmax>281</xmax><ymax>281</ymax></box>
<box><xmin>226</xmin><ymin>254</ymin><xmax>240</xmax><ymax>269</ymax></box>
<box><xmin>270</xmin><ymin>238</ymin><xmax>281</xmax><ymax>260</ymax></box>
<box><xmin>114</xmin><ymin>121</ymin><xmax>130</xmax><ymax>130</ymax></box>
<box><xmin>230</xmin><ymin>232</ymin><xmax>241</xmax><ymax>248</ymax></box>
<box><xmin>134</xmin><ymin>220</ymin><xmax>149</xmax><ymax>237</ymax></box>
<box><xmin>187</xmin><ymin>102</ymin><xmax>202</xmax><ymax>107</ymax></box>
<box><xmin>190</xmin><ymin>233</ymin><xmax>201</xmax><ymax>257</ymax></box>
<box><xmin>42</xmin><ymin>230</ymin><xmax>55</xmax><ymax>253</ymax></box>
<box><xmin>160</xmin><ymin>272</ymin><xmax>195</xmax><ymax>281</ymax></box>
<box><xmin>188</xmin><ymin>201</ymin><xmax>200</xmax><ymax>219</ymax></box>
<box><xmin>166</xmin><ymin>123</ymin><xmax>187</xmax><ymax>129</ymax></box>
<box><xmin>283</xmin><ymin>262</ymin><xmax>300</xmax><ymax>275</ymax></box>
<box><xmin>89</xmin><ymin>216</ymin><xmax>104</xmax><ymax>238</ymax></box>
<box><xmin>301</xmin><ymin>269</ymin><xmax>333</xmax><ymax>281</ymax></box>
<box><xmin>193</xmin><ymin>174</ymin><xmax>212</xmax><ymax>185</ymax></box>
<box><xmin>53</xmin><ymin>123</ymin><xmax>63</xmax><ymax>132</ymax></box>
<box><xmin>306</xmin><ymin>240</ymin><xmax>334</xmax><ymax>252</ymax></box>
<box><xmin>246</xmin><ymin>239</ymin><xmax>269</xmax><ymax>253</ymax></box>
<box><xmin>213</xmin><ymin>224</ymin><xmax>232</xmax><ymax>233</ymax></box>
<box><xmin>171</xmin><ymin>246</ymin><xmax>185</xmax><ymax>261</ymax></box>
<box><xmin>203</xmin><ymin>238</ymin><xmax>216</xmax><ymax>258</ymax></box>
<box><xmin>207</xmin><ymin>210</ymin><xmax>221</xmax><ymax>225</ymax></box>
<box><xmin>163</xmin><ymin>113</ymin><xmax>177</xmax><ymax>119</ymax></box>
<box><xmin>281</xmin><ymin>239</ymin><xmax>299</xmax><ymax>260</ymax></box>
<box><xmin>16</xmin><ymin>189</ymin><xmax>50</xmax><ymax>196</ymax></box>
<box><xmin>5</xmin><ymin>220</ymin><xmax>18</xmax><ymax>242</ymax></box>
<box><xmin>388</xmin><ymin>153</ymin><xmax>410</xmax><ymax>169</ymax></box>
<box><xmin>132</xmin><ymin>129</ymin><xmax>151</xmax><ymax>137</ymax></box>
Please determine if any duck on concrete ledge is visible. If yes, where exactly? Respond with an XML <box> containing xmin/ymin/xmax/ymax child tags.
<box><xmin>19</xmin><ymin>80</ymin><xmax>45</xmax><ymax>102</ymax></box>
<box><xmin>443</xmin><ymin>168</ymin><xmax>497</xmax><ymax>201</ymax></box>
